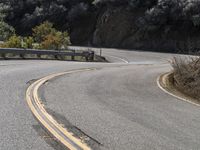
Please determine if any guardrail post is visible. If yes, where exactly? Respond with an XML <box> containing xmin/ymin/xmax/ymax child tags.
<box><xmin>90</xmin><ymin>51</ymin><xmax>94</xmax><ymax>61</ymax></box>
<box><xmin>20</xmin><ymin>54</ymin><xmax>25</xmax><ymax>59</ymax></box>
<box><xmin>55</xmin><ymin>55</ymin><xmax>59</xmax><ymax>60</ymax></box>
<box><xmin>100</xmin><ymin>48</ymin><xmax>102</xmax><ymax>56</ymax></box>
<box><xmin>1</xmin><ymin>53</ymin><xmax>8</xmax><ymax>60</ymax></box>
<box><xmin>37</xmin><ymin>54</ymin><xmax>41</xmax><ymax>59</ymax></box>
<box><xmin>60</xmin><ymin>55</ymin><xmax>65</xmax><ymax>60</ymax></box>
<box><xmin>71</xmin><ymin>50</ymin><xmax>75</xmax><ymax>61</ymax></box>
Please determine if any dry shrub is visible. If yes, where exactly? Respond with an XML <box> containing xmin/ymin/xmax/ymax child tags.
<box><xmin>172</xmin><ymin>56</ymin><xmax>200</xmax><ymax>99</ymax></box>
<box><xmin>40</xmin><ymin>31</ymin><xmax>70</xmax><ymax>50</ymax></box>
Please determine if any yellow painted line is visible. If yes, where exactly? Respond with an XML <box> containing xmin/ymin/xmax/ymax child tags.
<box><xmin>157</xmin><ymin>72</ymin><xmax>200</xmax><ymax>107</ymax></box>
<box><xmin>26</xmin><ymin>69</ymin><xmax>95</xmax><ymax>150</ymax></box>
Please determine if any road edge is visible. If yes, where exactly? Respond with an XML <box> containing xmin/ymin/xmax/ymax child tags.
<box><xmin>26</xmin><ymin>69</ymin><xmax>95</xmax><ymax>150</ymax></box>
<box><xmin>157</xmin><ymin>72</ymin><xmax>200</xmax><ymax>107</ymax></box>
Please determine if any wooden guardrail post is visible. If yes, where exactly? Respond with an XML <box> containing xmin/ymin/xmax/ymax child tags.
<box><xmin>71</xmin><ymin>50</ymin><xmax>75</xmax><ymax>61</ymax></box>
<box><xmin>1</xmin><ymin>53</ymin><xmax>7</xmax><ymax>60</ymax></box>
<box><xmin>20</xmin><ymin>54</ymin><xmax>25</xmax><ymax>59</ymax></box>
<box><xmin>37</xmin><ymin>54</ymin><xmax>41</xmax><ymax>59</ymax></box>
<box><xmin>55</xmin><ymin>55</ymin><xmax>59</xmax><ymax>60</ymax></box>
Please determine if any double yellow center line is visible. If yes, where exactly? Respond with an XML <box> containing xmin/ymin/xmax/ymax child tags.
<box><xmin>26</xmin><ymin>68</ymin><xmax>95</xmax><ymax>150</ymax></box>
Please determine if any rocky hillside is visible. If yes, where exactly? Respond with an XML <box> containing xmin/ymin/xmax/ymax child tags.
<box><xmin>2</xmin><ymin>0</ymin><xmax>200</xmax><ymax>53</ymax></box>
<box><xmin>90</xmin><ymin>4</ymin><xmax>200</xmax><ymax>52</ymax></box>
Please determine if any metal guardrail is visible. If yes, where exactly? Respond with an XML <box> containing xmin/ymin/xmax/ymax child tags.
<box><xmin>0</xmin><ymin>48</ymin><xmax>95</xmax><ymax>61</ymax></box>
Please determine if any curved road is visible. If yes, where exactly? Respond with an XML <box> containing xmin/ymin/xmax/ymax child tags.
<box><xmin>0</xmin><ymin>48</ymin><xmax>200</xmax><ymax>150</ymax></box>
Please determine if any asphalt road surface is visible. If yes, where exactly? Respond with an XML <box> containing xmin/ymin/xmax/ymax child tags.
<box><xmin>0</xmin><ymin>48</ymin><xmax>200</xmax><ymax>150</ymax></box>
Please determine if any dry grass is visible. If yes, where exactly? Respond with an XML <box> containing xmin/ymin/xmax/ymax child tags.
<box><xmin>172</xmin><ymin>56</ymin><xmax>200</xmax><ymax>99</ymax></box>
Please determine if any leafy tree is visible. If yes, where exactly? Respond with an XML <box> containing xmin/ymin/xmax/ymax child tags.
<box><xmin>0</xmin><ymin>0</ymin><xmax>95</xmax><ymax>34</ymax></box>
<box><xmin>0</xmin><ymin>20</ymin><xmax>15</xmax><ymax>41</ymax></box>
<box><xmin>41</xmin><ymin>33</ymin><xmax>61</xmax><ymax>50</ymax></box>
<box><xmin>41</xmin><ymin>31</ymin><xmax>70</xmax><ymax>50</ymax></box>
<box><xmin>2</xmin><ymin>0</ymin><xmax>200</xmax><ymax>51</ymax></box>
<box><xmin>32</xmin><ymin>21</ymin><xmax>70</xmax><ymax>50</ymax></box>
<box><xmin>0</xmin><ymin>4</ymin><xmax>15</xmax><ymax>41</ymax></box>
<box><xmin>32</xmin><ymin>21</ymin><xmax>56</xmax><ymax>43</ymax></box>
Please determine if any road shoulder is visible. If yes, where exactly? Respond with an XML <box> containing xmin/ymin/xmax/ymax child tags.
<box><xmin>157</xmin><ymin>72</ymin><xmax>200</xmax><ymax>107</ymax></box>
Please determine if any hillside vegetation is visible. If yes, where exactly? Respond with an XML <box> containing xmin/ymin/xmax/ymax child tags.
<box><xmin>171</xmin><ymin>57</ymin><xmax>200</xmax><ymax>100</ymax></box>
<box><xmin>1</xmin><ymin>0</ymin><xmax>200</xmax><ymax>52</ymax></box>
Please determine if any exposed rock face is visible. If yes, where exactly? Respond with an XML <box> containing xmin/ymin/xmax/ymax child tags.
<box><xmin>70</xmin><ymin>15</ymin><xmax>96</xmax><ymax>45</ymax></box>
<box><xmin>90</xmin><ymin>6</ymin><xmax>200</xmax><ymax>52</ymax></box>
<box><xmin>91</xmin><ymin>6</ymin><xmax>170</xmax><ymax>51</ymax></box>
<box><xmin>92</xmin><ymin>7</ymin><xmax>133</xmax><ymax>48</ymax></box>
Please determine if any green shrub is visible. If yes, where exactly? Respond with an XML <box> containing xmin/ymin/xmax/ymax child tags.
<box><xmin>32</xmin><ymin>43</ymin><xmax>41</xmax><ymax>49</ymax></box>
<box><xmin>22</xmin><ymin>36</ymin><xmax>34</xmax><ymax>48</ymax></box>
<box><xmin>32</xmin><ymin>21</ymin><xmax>56</xmax><ymax>43</ymax></box>
<box><xmin>0</xmin><ymin>21</ymin><xmax>15</xmax><ymax>41</ymax></box>
<box><xmin>0</xmin><ymin>12</ymin><xmax>15</xmax><ymax>41</ymax></box>
<box><xmin>32</xmin><ymin>21</ymin><xmax>70</xmax><ymax>50</ymax></box>
<box><xmin>60</xmin><ymin>31</ymin><xmax>71</xmax><ymax>49</ymax></box>
<box><xmin>3</xmin><ymin>35</ymin><xmax>21</xmax><ymax>48</ymax></box>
